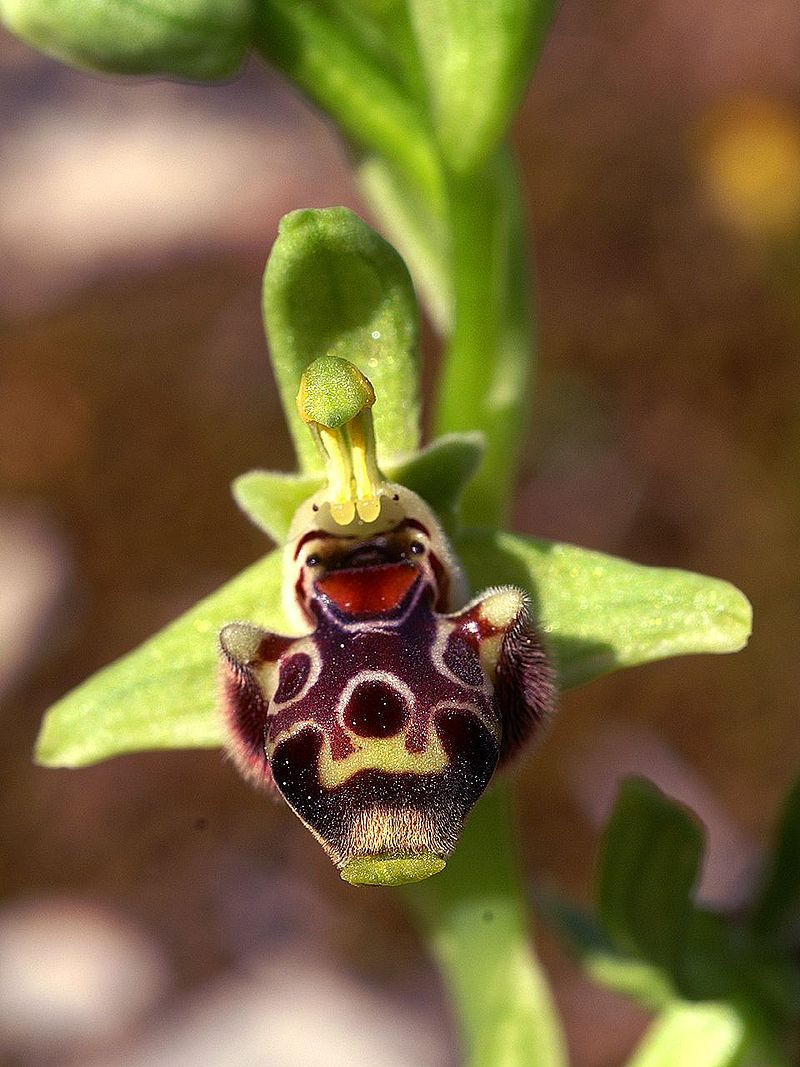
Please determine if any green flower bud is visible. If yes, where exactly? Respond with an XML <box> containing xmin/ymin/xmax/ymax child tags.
<box><xmin>0</xmin><ymin>0</ymin><xmax>253</xmax><ymax>80</ymax></box>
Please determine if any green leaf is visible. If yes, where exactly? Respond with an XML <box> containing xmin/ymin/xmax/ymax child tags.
<box><xmin>0</xmin><ymin>0</ymin><xmax>252</xmax><ymax>79</ymax></box>
<box><xmin>263</xmin><ymin>208</ymin><xmax>421</xmax><ymax>473</ymax></box>
<box><xmin>454</xmin><ymin>530</ymin><xmax>753</xmax><ymax>688</ymax></box>
<box><xmin>540</xmin><ymin>895</ymin><xmax>676</xmax><ymax>1011</ymax></box>
<box><xmin>752</xmin><ymin>775</ymin><xmax>800</xmax><ymax>938</ymax></box>
<box><xmin>626</xmin><ymin>1002</ymin><xmax>746</xmax><ymax>1067</ymax></box>
<box><xmin>597</xmin><ymin>779</ymin><xmax>703</xmax><ymax>980</ymax></box>
<box><xmin>233</xmin><ymin>433</ymin><xmax>483</xmax><ymax>545</ymax></box>
<box><xmin>35</xmin><ymin>552</ymin><xmax>286</xmax><ymax>768</ymax></box>
<box><xmin>408</xmin><ymin>0</ymin><xmax>556</xmax><ymax>173</ymax></box>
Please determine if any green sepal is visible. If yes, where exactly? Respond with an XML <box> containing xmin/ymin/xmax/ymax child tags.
<box><xmin>454</xmin><ymin>530</ymin><xmax>753</xmax><ymax>689</ymax></box>
<box><xmin>0</xmin><ymin>0</ymin><xmax>253</xmax><ymax>79</ymax></box>
<box><xmin>233</xmin><ymin>432</ymin><xmax>483</xmax><ymax>544</ymax></box>
<box><xmin>263</xmin><ymin>208</ymin><xmax>421</xmax><ymax>473</ymax></box>
<box><xmin>35</xmin><ymin>551</ymin><xmax>286</xmax><ymax>768</ymax></box>
<box><xmin>408</xmin><ymin>0</ymin><xmax>557</xmax><ymax>173</ymax></box>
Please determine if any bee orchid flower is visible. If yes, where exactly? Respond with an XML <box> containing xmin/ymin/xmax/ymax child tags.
<box><xmin>219</xmin><ymin>355</ymin><xmax>554</xmax><ymax>885</ymax></box>
<box><xmin>34</xmin><ymin>209</ymin><xmax>750</xmax><ymax>896</ymax></box>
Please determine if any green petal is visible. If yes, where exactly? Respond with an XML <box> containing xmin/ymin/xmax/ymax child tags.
<box><xmin>408</xmin><ymin>0</ymin><xmax>556</xmax><ymax>173</ymax></box>
<box><xmin>232</xmin><ymin>470</ymin><xmax>321</xmax><ymax>544</ymax></box>
<box><xmin>233</xmin><ymin>433</ymin><xmax>483</xmax><ymax>545</ymax></box>
<box><xmin>454</xmin><ymin>530</ymin><xmax>752</xmax><ymax>689</ymax></box>
<box><xmin>35</xmin><ymin>551</ymin><xmax>286</xmax><ymax>768</ymax></box>
<box><xmin>387</xmin><ymin>432</ymin><xmax>483</xmax><ymax>522</ymax></box>
<box><xmin>263</xmin><ymin>208</ymin><xmax>421</xmax><ymax>472</ymax></box>
<box><xmin>0</xmin><ymin>0</ymin><xmax>252</xmax><ymax>79</ymax></box>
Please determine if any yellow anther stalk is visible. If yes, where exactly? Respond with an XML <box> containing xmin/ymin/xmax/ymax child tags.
<box><xmin>297</xmin><ymin>357</ymin><xmax>386</xmax><ymax>527</ymax></box>
<box><xmin>347</xmin><ymin>411</ymin><xmax>383</xmax><ymax>523</ymax></box>
<box><xmin>316</xmin><ymin>425</ymin><xmax>358</xmax><ymax>525</ymax></box>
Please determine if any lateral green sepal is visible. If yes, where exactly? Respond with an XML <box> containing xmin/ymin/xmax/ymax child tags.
<box><xmin>454</xmin><ymin>529</ymin><xmax>752</xmax><ymax>689</ymax></box>
<box><xmin>35</xmin><ymin>551</ymin><xmax>286</xmax><ymax>768</ymax></box>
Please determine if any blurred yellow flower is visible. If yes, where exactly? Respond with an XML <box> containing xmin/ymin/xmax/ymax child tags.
<box><xmin>697</xmin><ymin>96</ymin><xmax>800</xmax><ymax>238</ymax></box>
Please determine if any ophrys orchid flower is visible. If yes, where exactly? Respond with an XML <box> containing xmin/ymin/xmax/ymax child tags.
<box><xmin>220</xmin><ymin>356</ymin><xmax>554</xmax><ymax>885</ymax></box>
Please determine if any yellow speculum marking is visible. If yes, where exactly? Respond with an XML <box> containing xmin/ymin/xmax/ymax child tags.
<box><xmin>316</xmin><ymin>729</ymin><xmax>449</xmax><ymax>789</ymax></box>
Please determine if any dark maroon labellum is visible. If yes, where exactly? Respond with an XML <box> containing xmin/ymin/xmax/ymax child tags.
<box><xmin>220</xmin><ymin>483</ymin><xmax>554</xmax><ymax>885</ymax></box>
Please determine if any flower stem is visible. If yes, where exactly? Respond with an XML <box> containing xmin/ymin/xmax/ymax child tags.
<box><xmin>419</xmin><ymin>142</ymin><xmax>563</xmax><ymax>1063</ymax></box>
<box><xmin>403</xmin><ymin>785</ymin><xmax>567</xmax><ymax>1067</ymax></box>
<box><xmin>434</xmin><ymin>146</ymin><xmax>535</xmax><ymax>526</ymax></box>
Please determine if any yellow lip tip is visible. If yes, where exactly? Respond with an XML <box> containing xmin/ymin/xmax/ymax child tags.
<box><xmin>340</xmin><ymin>853</ymin><xmax>447</xmax><ymax>886</ymax></box>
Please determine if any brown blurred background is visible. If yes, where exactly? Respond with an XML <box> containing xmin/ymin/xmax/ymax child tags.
<box><xmin>1</xmin><ymin>2</ymin><xmax>799</xmax><ymax>1064</ymax></box>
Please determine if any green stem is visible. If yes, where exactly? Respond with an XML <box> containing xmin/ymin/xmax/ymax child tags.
<box><xmin>254</xmin><ymin>0</ymin><xmax>443</xmax><ymax>212</ymax></box>
<box><xmin>404</xmin><ymin>785</ymin><xmax>566</xmax><ymax>1067</ymax></box>
<box><xmin>435</xmin><ymin>146</ymin><xmax>535</xmax><ymax>525</ymax></box>
<box><xmin>414</xmin><ymin>142</ymin><xmax>561</xmax><ymax>1064</ymax></box>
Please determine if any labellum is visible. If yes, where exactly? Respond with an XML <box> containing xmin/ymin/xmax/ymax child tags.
<box><xmin>220</xmin><ymin>357</ymin><xmax>554</xmax><ymax>885</ymax></box>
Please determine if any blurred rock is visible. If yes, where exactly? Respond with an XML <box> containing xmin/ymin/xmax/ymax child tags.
<box><xmin>0</xmin><ymin>896</ymin><xmax>169</xmax><ymax>1057</ymax></box>
<box><xmin>81</xmin><ymin>949</ymin><xmax>451</xmax><ymax>1067</ymax></box>
<box><xmin>0</xmin><ymin>64</ymin><xmax>358</xmax><ymax>314</ymax></box>
<box><xmin>0</xmin><ymin>506</ymin><xmax>71</xmax><ymax>700</ymax></box>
